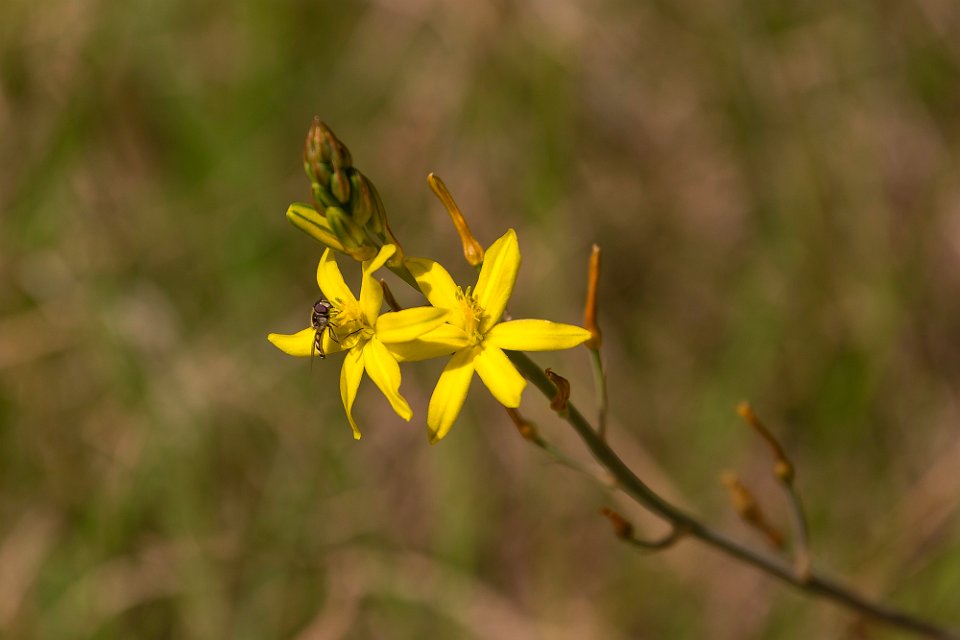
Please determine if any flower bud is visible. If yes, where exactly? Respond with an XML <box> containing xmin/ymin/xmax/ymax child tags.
<box><xmin>311</xmin><ymin>181</ymin><xmax>338</xmax><ymax>210</ymax></box>
<box><xmin>304</xmin><ymin>117</ymin><xmax>324</xmax><ymax>169</ymax></box>
<box><xmin>321</xmin><ymin>125</ymin><xmax>352</xmax><ymax>169</ymax></box>
<box><xmin>326</xmin><ymin>206</ymin><xmax>375</xmax><ymax>260</ymax></box>
<box><xmin>286</xmin><ymin>203</ymin><xmax>345</xmax><ymax>252</ymax></box>
<box><xmin>310</xmin><ymin>160</ymin><xmax>332</xmax><ymax>188</ymax></box>
<box><xmin>289</xmin><ymin>119</ymin><xmax>400</xmax><ymax>262</ymax></box>
<box><xmin>427</xmin><ymin>173</ymin><xmax>484</xmax><ymax>266</ymax></box>
<box><xmin>349</xmin><ymin>172</ymin><xmax>375</xmax><ymax>228</ymax></box>
<box><xmin>331</xmin><ymin>167</ymin><xmax>351</xmax><ymax>205</ymax></box>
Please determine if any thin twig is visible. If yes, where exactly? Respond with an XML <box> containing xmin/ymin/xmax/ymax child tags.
<box><xmin>721</xmin><ymin>471</ymin><xmax>785</xmax><ymax>550</ymax></box>
<box><xmin>393</xmin><ymin>225</ymin><xmax>954</xmax><ymax>638</ymax></box>
<box><xmin>582</xmin><ymin>245</ymin><xmax>608</xmax><ymax>438</ymax></box>
<box><xmin>738</xmin><ymin>402</ymin><xmax>811</xmax><ymax>580</ymax></box>
<box><xmin>506</xmin><ymin>350</ymin><xmax>960</xmax><ymax>640</ymax></box>
<box><xmin>589</xmin><ymin>349</ymin><xmax>608</xmax><ymax>440</ymax></box>
<box><xmin>600</xmin><ymin>507</ymin><xmax>688</xmax><ymax>551</ymax></box>
<box><xmin>504</xmin><ymin>408</ymin><xmax>601</xmax><ymax>480</ymax></box>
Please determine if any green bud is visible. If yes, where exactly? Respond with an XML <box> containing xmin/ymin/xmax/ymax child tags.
<box><xmin>312</xmin><ymin>182</ymin><xmax>338</xmax><ymax>209</ymax></box>
<box><xmin>291</xmin><ymin>119</ymin><xmax>397</xmax><ymax>262</ymax></box>
<box><xmin>330</xmin><ymin>168</ymin><xmax>351</xmax><ymax>205</ymax></box>
<box><xmin>321</xmin><ymin>126</ymin><xmax>352</xmax><ymax>170</ymax></box>
<box><xmin>326</xmin><ymin>206</ymin><xmax>367</xmax><ymax>248</ymax></box>
<box><xmin>304</xmin><ymin>117</ymin><xmax>324</xmax><ymax>167</ymax></box>
<box><xmin>313</xmin><ymin>159</ymin><xmax>332</xmax><ymax>186</ymax></box>
<box><xmin>286</xmin><ymin>203</ymin><xmax>345</xmax><ymax>252</ymax></box>
<box><xmin>349</xmin><ymin>172</ymin><xmax>374</xmax><ymax>228</ymax></box>
<box><xmin>320</xmin><ymin>137</ymin><xmax>331</xmax><ymax>164</ymax></box>
<box><xmin>304</xmin><ymin>157</ymin><xmax>332</xmax><ymax>192</ymax></box>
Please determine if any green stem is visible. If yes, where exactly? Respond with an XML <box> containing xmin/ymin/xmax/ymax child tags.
<box><xmin>387</xmin><ymin>263</ymin><xmax>421</xmax><ymax>291</ymax></box>
<box><xmin>625</xmin><ymin>524</ymin><xmax>686</xmax><ymax>551</ymax></box>
<box><xmin>588</xmin><ymin>348</ymin><xmax>608</xmax><ymax>439</ymax></box>
<box><xmin>506</xmin><ymin>350</ymin><xmax>960</xmax><ymax>640</ymax></box>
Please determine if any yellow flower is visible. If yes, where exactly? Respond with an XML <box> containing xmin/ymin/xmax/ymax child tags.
<box><xmin>268</xmin><ymin>245</ymin><xmax>447</xmax><ymax>439</ymax></box>
<box><xmin>403</xmin><ymin>229</ymin><xmax>592</xmax><ymax>443</ymax></box>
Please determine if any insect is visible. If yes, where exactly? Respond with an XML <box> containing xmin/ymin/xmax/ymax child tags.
<box><xmin>310</xmin><ymin>298</ymin><xmax>336</xmax><ymax>359</ymax></box>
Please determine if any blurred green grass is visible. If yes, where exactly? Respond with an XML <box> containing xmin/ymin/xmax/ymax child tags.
<box><xmin>2</xmin><ymin>0</ymin><xmax>960</xmax><ymax>638</ymax></box>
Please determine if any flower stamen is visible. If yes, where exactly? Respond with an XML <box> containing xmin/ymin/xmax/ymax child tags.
<box><xmin>455</xmin><ymin>286</ymin><xmax>485</xmax><ymax>341</ymax></box>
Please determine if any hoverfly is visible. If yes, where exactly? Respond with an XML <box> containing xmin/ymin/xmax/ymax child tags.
<box><xmin>310</xmin><ymin>298</ymin><xmax>336</xmax><ymax>360</ymax></box>
<box><xmin>310</xmin><ymin>298</ymin><xmax>362</xmax><ymax>366</ymax></box>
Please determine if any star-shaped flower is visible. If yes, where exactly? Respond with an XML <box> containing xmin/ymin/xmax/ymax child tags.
<box><xmin>268</xmin><ymin>245</ymin><xmax>448</xmax><ymax>438</ymax></box>
<box><xmin>401</xmin><ymin>229</ymin><xmax>592</xmax><ymax>443</ymax></box>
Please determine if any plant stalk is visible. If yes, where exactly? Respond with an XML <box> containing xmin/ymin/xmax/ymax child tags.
<box><xmin>507</xmin><ymin>350</ymin><xmax>960</xmax><ymax>640</ymax></box>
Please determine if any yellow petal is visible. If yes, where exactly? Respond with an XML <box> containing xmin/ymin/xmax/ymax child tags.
<box><xmin>387</xmin><ymin>324</ymin><xmax>472</xmax><ymax>362</ymax></box>
<box><xmin>474</xmin><ymin>229</ymin><xmax>520</xmax><ymax>334</ymax></box>
<box><xmin>340</xmin><ymin>346</ymin><xmax>365</xmax><ymax>439</ymax></box>
<box><xmin>375</xmin><ymin>307</ymin><xmax>449</xmax><ymax>343</ymax></box>
<box><xmin>319</xmin><ymin>327</ymin><xmax>349</xmax><ymax>356</ymax></box>
<box><xmin>362</xmin><ymin>337</ymin><xmax>412</xmax><ymax>421</ymax></box>
<box><xmin>486</xmin><ymin>319</ymin><xmax>592</xmax><ymax>351</ymax></box>
<box><xmin>404</xmin><ymin>257</ymin><xmax>460</xmax><ymax>310</ymax></box>
<box><xmin>286</xmin><ymin>203</ymin><xmax>346</xmax><ymax>252</ymax></box>
<box><xmin>474</xmin><ymin>343</ymin><xmax>526</xmax><ymax>408</ymax></box>
<box><xmin>267</xmin><ymin>327</ymin><xmax>346</xmax><ymax>357</ymax></box>
<box><xmin>427</xmin><ymin>347</ymin><xmax>478</xmax><ymax>443</ymax></box>
<box><xmin>317</xmin><ymin>248</ymin><xmax>356</xmax><ymax>307</ymax></box>
<box><xmin>267</xmin><ymin>328</ymin><xmax>315</xmax><ymax>356</ymax></box>
<box><xmin>359</xmin><ymin>245</ymin><xmax>397</xmax><ymax>323</ymax></box>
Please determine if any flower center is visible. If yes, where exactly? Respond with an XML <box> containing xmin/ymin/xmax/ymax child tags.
<box><xmin>330</xmin><ymin>298</ymin><xmax>372</xmax><ymax>350</ymax></box>
<box><xmin>455</xmin><ymin>286</ymin><xmax>486</xmax><ymax>344</ymax></box>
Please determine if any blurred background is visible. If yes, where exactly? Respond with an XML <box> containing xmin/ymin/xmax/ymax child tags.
<box><xmin>2</xmin><ymin>0</ymin><xmax>960</xmax><ymax>638</ymax></box>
